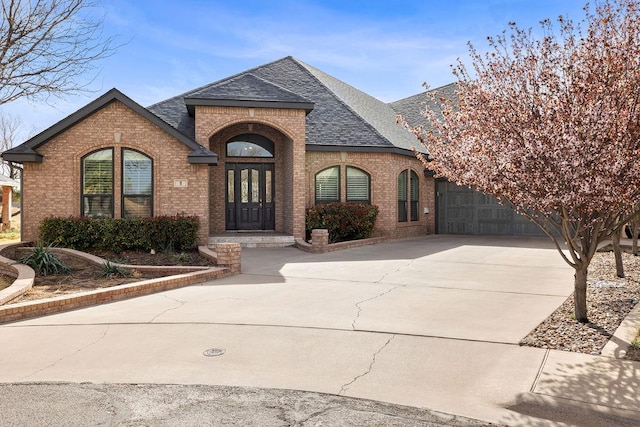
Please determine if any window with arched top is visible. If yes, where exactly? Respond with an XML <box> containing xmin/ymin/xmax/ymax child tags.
<box><xmin>315</xmin><ymin>166</ymin><xmax>340</xmax><ymax>204</ymax></box>
<box><xmin>122</xmin><ymin>149</ymin><xmax>153</xmax><ymax>218</ymax></box>
<box><xmin>82</xmin><ymin>148</ymin><xmax>114</xmax><ymax>218</ymax></box>
<box><xmin>226</xmin><ymin>134</ymin><xmax>274</xmax><ymax>157</ymax></box>
<box><xmin>398</xmin><ymin>169</ymin><xmax>420</xmax><ymax>222</ymax></box>
<box><xmin>346</xmin><ymin>166</ymin><xmax>370</xmax><ymax>204</ymax></box>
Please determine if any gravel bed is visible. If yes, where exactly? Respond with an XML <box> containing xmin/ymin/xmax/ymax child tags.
<box><xmin>520</xmin><ymin>250</ymin><xmax>640</xmax><ymax>355</ymax></box>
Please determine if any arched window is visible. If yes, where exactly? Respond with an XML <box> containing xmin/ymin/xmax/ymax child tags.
<box><xmin>398</xmin><ymin>170</ymin><xmax>408</xmax><ymax>222</ymax></box>
<box><xmin>398</xmin><ymin>169</ymin><xmax>420</xmax><ymax>222</ymax></box>
<box><xmin>122</xmin><ymin>149</ymin><xmax>153</xmax><ymax>217</ymax></box>
<box><xmin>410</xmin><ymin>170</ymin><xmax>419</xmax><ymax>221</ymax></box>
<box><xmin>315</xmin><ymin>166</ymin><xmax>340</xmax><ymax>204</ymax></box>
<box><xmin>226</xmin><ymin>134</ymin><xmax>274</xmax><ymax>157</ymax></box>
<box><xmin>82</xmin><ymin>148</ymin><xmax>114</xmax><ymax>218</ymax></box>
<box><xmin>346</xmin><ymin>166</ymin><xmax>370</xmax><ymax>204</ymax></box>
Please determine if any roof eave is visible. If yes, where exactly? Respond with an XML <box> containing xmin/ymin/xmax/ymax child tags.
<box><xmin>184</xmin><ymin>98</ymin><xmax>315</xmax><ymax>116</ymax></box>
<box><xmin>187</xmin><ymin>148</ymin><xmax>218</xmax><ymax>165</ymax></box>
<box><xmin>305</xmin><ymin>144</ymin><xmax>424</xmax><ymax>157</ymax></box>
<box><xmin>1</xmin><ymin>150</ymin><xmax>43</xmax><ymax>163</ymax></box>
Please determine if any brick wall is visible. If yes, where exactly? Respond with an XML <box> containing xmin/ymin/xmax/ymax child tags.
<box><xmin>305</xmin><ymin>151</ymin><xmax>435</xmax><ymax>238</ymax></box>
<box><xmin>194</xmin><ymin>106</ymin><xmax>307</xmax><ymax>238</ymax></box>
<box><xmin>21</xmin><ymin>100</ymin><xmax>434</xmax><ymax>244</ymax></box>
<box><xmin>22</xmin><ymin>101</ymin><xmax>210</xmax><ymax>244</ymax></box>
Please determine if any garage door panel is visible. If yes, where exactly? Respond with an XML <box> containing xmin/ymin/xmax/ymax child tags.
<box><xmin>437</xmin><ymin>181</ymin><xmax>545</xmax><ymax>236</ymax></box>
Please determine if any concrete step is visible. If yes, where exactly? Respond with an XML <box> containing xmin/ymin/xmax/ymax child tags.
<box><xmin>208</xmin><ymin>233</ymin><xmax>296</xmax><ymax>248</ymax></box>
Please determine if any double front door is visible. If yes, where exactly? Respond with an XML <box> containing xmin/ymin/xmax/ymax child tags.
<box><xmin>226</xmin><ymin>163</ymin><xmax>275</xmax><ymax>230</ymax></box>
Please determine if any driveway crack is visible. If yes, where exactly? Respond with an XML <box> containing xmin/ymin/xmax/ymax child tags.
<box><xmin>149</xmin><ymin>295</ymin><xmax>186</xmax><ymax>323</ymax></box>
<box><xmin>375</xmin><ymin>259</ymin><xmax>415</xmax><ymax>284</ymax></box>
<box><xmin>338</xmin><ymin>335</ymin><xmax>395</xmax><ymax>396</ymax></box>
<box><xmin>21</xmin><ymin>325</ymin><xmax>110</xmax><ymax>381</ymax></box>
<box><xmin>352</xmin><ymin>285</ymin><xmax>403</xmax><ymax>330</ymax></box>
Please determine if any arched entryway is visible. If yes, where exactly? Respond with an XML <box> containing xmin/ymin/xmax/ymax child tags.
<box><xmin>208</xmin><ymin>121</ymin><xmax>302</xmax><ymax>238</ymax></box>
<box><xmin>224</xmin><ymin>134</ymin><xmax>275</xmax><ymax>231</ymax></box>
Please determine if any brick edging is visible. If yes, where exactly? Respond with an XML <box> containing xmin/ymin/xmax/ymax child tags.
<box><xmin>0</xmin><ymin>266</ymin><xmax>232</xmax><ymax>324</ymax></box>
<box><xmin>0</xmin><ymin>243</ymin><xmax>242</xmax><ymax>324</ymax></box>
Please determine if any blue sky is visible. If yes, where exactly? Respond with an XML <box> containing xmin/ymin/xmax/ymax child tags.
<box><xmin>2</xmin><ymin>0</ymin><xmax>586</xmax><ymax>142</ymax></box>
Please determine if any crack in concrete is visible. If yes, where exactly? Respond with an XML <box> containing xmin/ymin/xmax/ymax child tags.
<box><xmin>21</xmin><ymin>325</ymin><xmax>110</xmax><ymax>381</ymax></box>
<box><xmin>149</xmin><ymin>295</ymin><xmax>186</xmax><ymax>323</ymax></box>
<box><xmin>338</xmin><ymin>335</ymin><xmax>395</xmax><ymax>396</ymax></box>
<box><xmin>374</xmin><ymin>259</ymin><xmax>415</xmax><ymax>284</ymax></box>
<box><xmin>351</xmin><ymin>285</ymin><xmax>403</xmax><ymax>330</ymax></box>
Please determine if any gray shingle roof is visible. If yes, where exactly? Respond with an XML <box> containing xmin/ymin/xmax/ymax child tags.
<box><xmin>390</xmin><ymin>83</ymin><xmax>458</xmax><ymax>129</ymax></box>
<box><xmin>148</xmin><ymin>56</ymin><xmax>429</xmax><ymax>154</ymax></box>
<box><xmin>187</xmin><ymin>73</ymin><xmax>313</xmax><ymax>104</ymax></box>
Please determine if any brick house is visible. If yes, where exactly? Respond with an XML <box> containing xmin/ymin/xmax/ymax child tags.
<box><xmin>3</xmin><ymin>56</ymin><xmax>438</xmax><ymax>245</ymax></box>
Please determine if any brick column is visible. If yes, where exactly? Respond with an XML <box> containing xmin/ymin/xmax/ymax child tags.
<box><xmin>311</xmin><ymin>229</ymin><xmax>329</xmax><ymax>253</ymax></box>
<box><xmin>214</xmin><ymin>243</ymin><xmax>242</xmax><ymax>273</ymax></box>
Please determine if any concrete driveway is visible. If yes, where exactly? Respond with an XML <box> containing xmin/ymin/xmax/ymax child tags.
<box><xmin>1</xmin><ymin>235</ymin><xmax>638</xmax><ymax>425</ymax></box>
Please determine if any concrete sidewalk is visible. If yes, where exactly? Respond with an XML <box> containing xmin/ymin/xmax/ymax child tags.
<box><xmin>1</xmin><ymin>235</ymin><xmax>639</xmax><ymax>426</ymax></box>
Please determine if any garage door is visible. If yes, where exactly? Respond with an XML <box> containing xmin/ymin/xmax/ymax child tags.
<box><xmin>436</xmin><ymin>181</ymin><xmax>545</xmax><ymax>236</ymax></box>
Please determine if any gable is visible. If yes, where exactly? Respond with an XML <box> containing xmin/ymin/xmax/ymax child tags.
<box><xmin>2</xmin><ymin>89</ymin><xmax>218</xmax><ymax>165</ymax></box>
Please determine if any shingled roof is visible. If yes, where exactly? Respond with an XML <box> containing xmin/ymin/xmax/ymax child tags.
<box><xmin>389</xmin><ymin>83</ymin><xmax>458</xmax><ymax>129</ymax></box>
<box><xmin>148</xmin><ymin>56</ymin><xmax>426</xmax><ymax>155</ymax></box>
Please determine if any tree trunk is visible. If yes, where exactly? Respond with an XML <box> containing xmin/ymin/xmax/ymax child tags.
<box><xmin>612</xmin><ymin>227</ymin><xmax>625</xmax><ymax>278</ymax></box>
<box><xmin>574</xmin><ymin>264</ymin><xmax>589</xmax><ymax>323</ymax></box>
<box><xmin>633</xmin><ymin>223</ymin><xmax>639</xmax><ymax>256</ymax></box>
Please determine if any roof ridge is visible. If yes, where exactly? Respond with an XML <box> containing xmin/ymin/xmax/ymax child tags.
<box><xmin>295</xmin><ymin>59</ymin><xmax>414</xmax><ymax>151</ymax></box>
<box><xmin>147</xmin><ymin>56</ymin><xmax>296</xmax><ymax>109</ymax></box>
<box><xmin>390</xmin><ymin>82</ymin><xmax>458</xmax><ymax>105</ymax></box>
<box><xmin>186</xmin><ymin>71</ymin><xmax>311</xmax><ymax>103</ymax></box>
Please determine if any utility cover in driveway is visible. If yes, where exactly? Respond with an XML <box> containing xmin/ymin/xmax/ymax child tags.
<box><xmin>436</xmin><ymin>180</ymin><xmax>545</xmax><ymax>236</ymax></box>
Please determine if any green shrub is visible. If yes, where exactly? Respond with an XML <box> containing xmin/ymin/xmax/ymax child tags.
<box><xmin>40</xmin><ymin>215</ymin><xmax>200</xmax><ymax>253</ymax></box>
<box><xmin>98</xmin><ymin>261</ymin><xmax>129</xmax><ymax>278</ymax></box>
<box><xmin>173</xmin><ymin>252</ymin><xmax>192</xmax><ymax>264</ymax></box>
<box><xmin>306</xmin><ymin>203</ymin><xmax>379</xmax><ymax>244</ymax></box>
<box><xmin>19</xmin><ymin>243</ymin><xmax>70</xmax><ymax>276</ymax></box>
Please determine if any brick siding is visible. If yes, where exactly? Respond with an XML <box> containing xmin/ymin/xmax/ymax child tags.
<box><xmin>21</xmin><ymin>101</ymin><xmax>210</xmax><ymax>244</ymax></box>
<box><xmin>305</xmin><ymin>151</ymin><xmax>435</xmax><ymax>238</ymax></box>
<box><xmin>21</xmin><ymin>102</ymin><xmax>434</xmax><ymax>243</ymax></box>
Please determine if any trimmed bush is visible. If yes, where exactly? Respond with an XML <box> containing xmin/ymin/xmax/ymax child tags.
<box><xmin>40</xmin><ymin>215</ymin><xmax>200</xmax><ymax>252</ymax></box>
<box><xmin>306</xmin><ymin>203</ymin><xmax>379</xmax><ymax>244</ymax></box>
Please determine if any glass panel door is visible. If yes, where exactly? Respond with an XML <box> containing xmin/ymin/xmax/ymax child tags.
<box><xmin>226</xmin><ymin>163</ymin><xmax>275</xmax><ymax>230</ymax></box>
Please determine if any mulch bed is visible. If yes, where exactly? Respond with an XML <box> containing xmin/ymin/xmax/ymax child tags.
<box><xmin>520</xmin><ymin>250</ymin><xmax>640</xmax><ymax>360</ymax></box>
<box><xmin>8</xmin><ymin>249</ymin><xmax>215</xmax><ymax>304</ymax></box>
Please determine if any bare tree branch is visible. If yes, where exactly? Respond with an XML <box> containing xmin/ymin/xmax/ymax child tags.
<box><xmin>0</xmin><ymin>113</ymin><xmax>22</xmax><ymax>178</ymax></box>
<box><xmin>0</xmin><ymin>0</ymin><xmax>117</xmax><ymax>106</ymax></box>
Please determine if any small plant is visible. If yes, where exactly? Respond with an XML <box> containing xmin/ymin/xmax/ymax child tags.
<box><xmin>630</xmin><ymin>329</ymin><xmax>640</xmax><ymax>351</ymax></box>
<box><xmin>98</xmin><ymin>261</ymin><xmax>128</xmax><ymax>278</ymax></box>
<box><xmin>19</xmin><ymin>243</ymin><xmax>70</xmax><ymax>276</ymax></box>
<box><xmin>173</xmin><ymin>252</ymin><xmax>192</xmax><ymax>265</ymax></box>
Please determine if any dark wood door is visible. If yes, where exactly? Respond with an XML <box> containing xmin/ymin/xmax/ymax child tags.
<box><xmin>226</xmin><ymin>163</ymin><xmax>275</xmax><ymax>230</ymax></box>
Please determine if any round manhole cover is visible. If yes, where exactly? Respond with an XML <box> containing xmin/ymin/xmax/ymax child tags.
<box><xmin>203</xmin><ymin>348</ymin><xmax>225</xmax><ymax>357</ymax></box>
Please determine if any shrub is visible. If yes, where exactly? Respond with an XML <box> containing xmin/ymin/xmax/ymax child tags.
<box><xmin>98</xmin><ymin>261</ymin><xmax>129</xmax><ymax>278</ymax></box>
<box><xmin>306</xmin><ymin>203</ymin><xmax>379</xmax><ymax>243</ymax></box>
<box><xmin>19</xmin><ymin>243</ymin><xmax>70</xmax><ymax>276</ymax></box>
<box><xmin>40</xmin><ymin>215</ymin><xmax>200</xmax><ymax>253</ymax></box>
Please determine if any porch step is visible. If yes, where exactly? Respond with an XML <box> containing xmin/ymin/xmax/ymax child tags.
<box><xmin>208</xmin><ymin>233</ymin><xmax>296</xmax><ymax>248</ymax></box>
